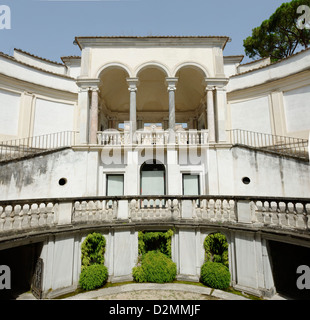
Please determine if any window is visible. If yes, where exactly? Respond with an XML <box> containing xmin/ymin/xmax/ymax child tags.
<box><xmin>106</xmin><ymin>174</ymin><xmax>124</xmax><ymax>196</ymax></box>
<box><xmin>182</xmin><ymin>174</ymin><xmax>200</xmax><ymax>196</ymax></box>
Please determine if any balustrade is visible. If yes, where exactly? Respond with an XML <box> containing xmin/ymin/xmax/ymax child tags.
<box><xmin>0</xmin><ymin>196</ymin><xmax>309</xmax><ymax>237</ymax></box>
<box><xmin>97</xmin><ymin>129</ymin><xmax>209</xmax><ymax>146</ymax></box>
<box><xmin>0</xmin><ymin>201</ymin><xmax>56</xmax><ymax>232</ymax></box>
<box><xmin>253</xmin><ymin>199</ymin><xmax>310</xmax><ymax>230</ymax></box>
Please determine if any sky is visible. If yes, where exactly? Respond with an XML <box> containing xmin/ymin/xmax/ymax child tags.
<box><xmin>0</xmin><ymin>0</ymin><xmax>287</xmax><ymax>64</ymax></box>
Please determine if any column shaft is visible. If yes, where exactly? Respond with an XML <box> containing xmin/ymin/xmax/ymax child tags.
<box><xmin>206</xmin><ymin>87</ymin><xmax>216</xmax><ymax>143</ymax></box>
<box><xmin>89</xmin><ymin>88</ymin><xmax>99</xmax><ymax>144</ymax></box>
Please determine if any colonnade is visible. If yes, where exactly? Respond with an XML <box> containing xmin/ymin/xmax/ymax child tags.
<box><xmin>76</xmin><ymin>76</ymin><xmax>228</xmax><ymax>145</ymax></box>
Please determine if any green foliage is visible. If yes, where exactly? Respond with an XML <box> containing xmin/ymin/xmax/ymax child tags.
<box><xmin>79</xmin><ymin>232</ymin><xmax>108</xmax><ymax>291</ymax></box>
<box><xmin>133</xmin><ymin>251</ymin><xmax>177</xmax><ymax>283</ymax></box>
<box><xmin>204</xmin><ymin>233</ymin><xmax>229</xmax><ymax>268</ymax></box>
<box><xmin>138</xmin><ymin>229</ymin><xmax>173</xmax><ymax>258</ymax></box>
<box><xmin>79</xmin><ymin>264</ymin><xmax>108</xmax><ymax>291</ymax></box>
<box><xmin>243</xmin><ymin>0</ymin><xmax>310</xmax><ymax>61</ymax></box>
<box><xmin>200</xmin><ymin>261</ymin><xmax>231</xmax><ymax>290</ymax></box>
<box><xmin>81</xmin><ymin>232</ymin><xmax>106</xmax><ymax>269</ymax></box>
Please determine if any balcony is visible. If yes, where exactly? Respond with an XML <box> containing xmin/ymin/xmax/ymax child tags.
<box><xmin>97</xmin><ymin>129</ymin><xmax>209</xmax><ymax>146</ymax></box>
<box><xmin>1</xmin><ymin>196</ymin><xmax>309</xmax><ymax>241</ymax></box>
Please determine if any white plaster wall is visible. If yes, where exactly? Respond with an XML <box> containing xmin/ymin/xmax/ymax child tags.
<box><xmin>112</xmin><ymin>229</ymin><xmax>138</xmax><ymax>278</ymax></box>
<box><xmin>0</xmin><ymin>88</ymin><xmax>20</xmax><ymax>136</ymax></box>
<box><xmin>90</xmin><ymin>46</ymin><xmax>215</xmax><ymax>78</ymax></box>
<box><xmin>229</xmin><ymin>95</ymin><xmax>272</xmax><ymax>134</ymax></box>
<box><xmin>214</xmin><ymin>146</ymin><xmax>310</xmax><ymax>197</ymax></box>
<box><xmin>0</xmin><ymin>54</ymin><xmax>77</xmax><ymax>93</ymax></box>
<box><xmin>283</xmin><ymin>85</ymin><xmax>310</xmax><ymax>133</ymax></box>
<box><xmin>14</xmin><ymin>50</ymin><xmax>67</xmax><ymax>75</ymax></box>
<box><xmin>178</xmin><ymin>228</ymin><xmax>197</xmax><ymax>276</ymax></box>
<box><xmin>227</xmin><ymin>49</ymin><xmax>310</xmax><ymax>92</ymax></box>
<box><xmin>234</xmin><ymin>232</ymin><xmax>259</xmax><ymax>290</ymax></box>
<box><xmin>33</xmin><ymin>98</ymin><xmax>75</xmax><ymax>136</ymax></box>
<box><xmin>0</xmin><ymin>149</ymin><xmax>99</xmax><ymax>200</ymax></box>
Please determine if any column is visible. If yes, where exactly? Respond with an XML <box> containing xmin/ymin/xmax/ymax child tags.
<box><xmin>77</xmin><ymin>87</ymin><xmax>90</xmax><ymax>144</ymax></box>
<box><xmin>89</xmin><ymin>87</ymin><xmax>99</xmax><ymax>144</ymax></box>
<box><xmin>166</xmin><ymin>77</ymin><xmax>178</xmax><ymax>143</ymax></box>
<box><xmin>76</xmin><ymin>78</ymin><xmax>101</xmax><ymax>145</ymax></box>
<box><xmin>206</xmin><ymin>86</ymin><xmax>216</xmax><ymax>143</ymax></box>
<box><xmin>127</xmin><ymin>78</ymin><xmax>139</xmax><ymax>135</ymax></box>
<box><xmin>215</xmin><ymin>84</ymin><xmax>228</xmax><ymax>142</ymax></box>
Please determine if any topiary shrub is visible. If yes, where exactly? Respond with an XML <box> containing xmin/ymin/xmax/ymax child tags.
<box><xmin>200</xmin><ymin>261</ymin><xmax>231</xmax><ymax>290</ymax></box>
<box><xmin>79</xmin><ymin>264</ymin><xmax>108</xmax><ymax>291</ymax></box>
<box><xmin>81</xmin><ymin>232</ymin><xmax>106</xmax><ymax>270</ymax></box>
<box><xmin>79</xmin><ymin>232</ymin><xmax>108</xmax><ymax>291</ymax></box>
<box><xmin>133</xmin><ymin>250</ymin><xmax>176</xmax><ymax>283</ymax></box>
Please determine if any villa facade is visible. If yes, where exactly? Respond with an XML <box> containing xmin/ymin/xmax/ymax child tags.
<box><xmin>0</xmin><ymin>36</ymin><xmax>309</xmax><ymax>299</ymax></box>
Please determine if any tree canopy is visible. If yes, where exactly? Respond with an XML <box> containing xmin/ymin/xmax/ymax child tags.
<box><xmin>243</xmin><ymin>0</ymin><xmax>310</xmax><ymax>62</ymax></box>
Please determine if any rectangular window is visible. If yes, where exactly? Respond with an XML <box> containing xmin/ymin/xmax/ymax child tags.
<box><xmin>106</xmin><ymin>174</ymin><xmax>124</xmax><ymax>196</ymax></box>
<box><xmin>182</xmin><ymin>174</ymin><xmax>200</xmax><ymax>196</ymax></box>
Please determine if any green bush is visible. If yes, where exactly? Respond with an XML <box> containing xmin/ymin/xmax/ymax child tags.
<box><xmin>138</xmin><ymin>230</ymin><xmax>173</xmax><ymax>258</ymax></box>
<box><xmin>200</xmin><ymin>261</ymin><xmax>231</xmax><ymax>290</ymax></box>
<box><xmin>81</xmin><ymin>232</ymin><xmax>106</xmax><ymax>269</ymax></box>
<box><xmin>204</xmin><ymin>233</ymin><xmax>229</xmax><ymax>267</ymax></box>
<box><xmin>79</xmin><ymin>264</ymin><xmax>108</xmax><ymax>291</ymax></box>
<box><xmin>133</xmin><ymin>251</ymin><xmax>176</xmax><ymax>283</ymax></box>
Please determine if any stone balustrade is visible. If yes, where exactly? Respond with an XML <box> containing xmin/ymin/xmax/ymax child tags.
<box><xmin>0</xmin><ymin>200</ymin><xmax>56</xmax><ymax>232</ymax></box>
<box><xmin>0</xmin><ymin>196</ymin><xmax>309</xmax><ymax>238</ymax></box>
<box><xmin>97</xmin><ymin>129</ymin><xmax>209</xmax><ymax>146</ymax></box>
<box><xmin>252</xmin><ymin>199</ymin><xmax>310</xmax><ymax>230</ymax></box>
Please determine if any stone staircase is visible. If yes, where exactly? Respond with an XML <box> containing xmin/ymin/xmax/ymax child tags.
<box><xmin>0</xmin><ymin>131</ymin><xmax>78</xmax><ymax>162</ymax></box>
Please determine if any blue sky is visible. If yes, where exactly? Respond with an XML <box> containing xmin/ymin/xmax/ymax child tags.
<box><xmin>0</xmin><ymin>0</ymin><xmax>286</xmax><ymax>63</ymax></box>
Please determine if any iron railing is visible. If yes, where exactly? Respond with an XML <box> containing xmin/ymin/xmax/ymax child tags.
<box><xmin>227</xmin><ymin>129</ymin><xmax>309</xmax><ymax>160</ymax></box>
<box><xmin>0</xmin><ymin>131</ymin><xmax>79</xmax><ymax>162</ymax></box>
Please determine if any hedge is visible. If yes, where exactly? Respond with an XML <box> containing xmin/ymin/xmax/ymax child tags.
<box><xmin>133</xmin><ymin>250</ymin><xmax>176</xmax><ymax>283</ymax></box>
<box><xmin>200</xmin><ymin>261</ymin><xmax>231</xmax><ymax>290</ymax></box>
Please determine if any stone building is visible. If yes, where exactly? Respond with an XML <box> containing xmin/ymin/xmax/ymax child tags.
<box><xmin>0</xmin><ymin>36</ymin><xmax>309</xmax><ymax>299</ymax></box>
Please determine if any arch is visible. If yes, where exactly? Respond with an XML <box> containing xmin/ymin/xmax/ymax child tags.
<box><xmin>173</xmin><ymin>62</ymin><xmax>210</xmax><ymax>78</ymax></box>
<box><xmin>96</xmin><ymin>62</ymin><xmax>132</xmax><ymax>78</ymax></box>
<box><xmin>140</xmin><ymin>160</ymin><xmax>166</xmax><ymax>196</ymax></box>
<box><xmin>203</xmin><ymin>232</ymin><xmax>229</xmax><ymax>268</ymax></box>
<box><xmin>135</xmin><ymin>61</ymin><xmax>170</xmax><ymax>78</ymax></box>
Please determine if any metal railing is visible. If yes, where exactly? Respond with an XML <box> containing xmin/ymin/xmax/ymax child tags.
<box><xmin>0</xmin><ymin>131</ymin><xmax>79</xmax><ymax>162</ymax></box>
<box><xmin>227</xmin><ymin>129</ymin><xmax>309</xmax><ymax>160</ymax></box>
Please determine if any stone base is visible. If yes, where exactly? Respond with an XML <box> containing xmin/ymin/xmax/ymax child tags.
<box><xmin>176</xmin><ymin>274</ymin><xmax>200</xmax><ymax>283</ymax></box>
<box><xmin>109</xmin><ymin>274</ymin><xmax>134</xmax><ymax>283</ymax></box>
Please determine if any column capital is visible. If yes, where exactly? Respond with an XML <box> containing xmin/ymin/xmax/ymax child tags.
<box><xmin>76</xmin><ymin>77</ymin><xmax>102</xmax><ymax>90</ymax></box>
<box><xmin>127</xmin><ymin>77</ymin><xmax>139</xmax><ymax>92</ymax></box>
<box><xmin>166</xmin><ymin>77</ymin><xmax>178</xmax><ymax>91</ymax></box>
<box><xmin>204</xmin><ymin>77</ymin><xmax>228</xmax><ymax>90</ymax></box>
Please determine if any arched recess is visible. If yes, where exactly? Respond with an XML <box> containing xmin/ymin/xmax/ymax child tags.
<box><xmin>174</xmin><ymin>64</ymin><xmax>207</xmax><ymax>129</ymax></box>
<box><xmin>135</xmin><ymin>65</ymin><xmax>169</xmax><ymax>128</ymax></box>
<box><xmin>98</xmin><ymin>65</ymin><xmax>131</xmax><ymax>130</ymax></box>
<box><xmin>140</xmin><ymin>160</ymin><xmax>166</xmax><ymax>196</ymax></box>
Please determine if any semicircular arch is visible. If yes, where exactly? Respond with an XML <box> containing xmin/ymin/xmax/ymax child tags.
<box><xmin>96</xmin><ymin>62</ymin><xmax>132</xmax><ymax>78</ymax></box>
<box><xmin>173</xmin><ymin>62</ymin><xmax>210</xmax><ymax>78</ymax></box>
<box><xmin>135</xmin><ymin>61</ymin><xmax>171</xmax><ymax>78</ymax></box>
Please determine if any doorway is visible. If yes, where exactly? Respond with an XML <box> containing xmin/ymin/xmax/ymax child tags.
<box><xmin>140</xmin><ymin>160</ymin><xmax>166</xmax><ymax>196</ymax></box>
